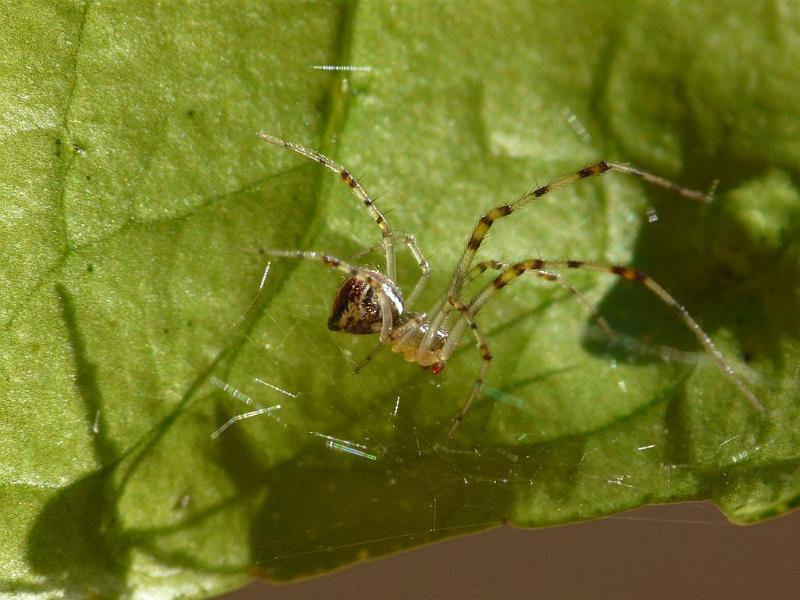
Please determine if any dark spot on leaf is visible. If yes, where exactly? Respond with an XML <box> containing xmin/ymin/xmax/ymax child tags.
<box><xmin>86</xmin><ymin>263</ymin><xmax>94</xmax><ymax>273</ymax></box>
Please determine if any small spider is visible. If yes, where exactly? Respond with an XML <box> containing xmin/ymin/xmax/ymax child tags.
<box><xmin>238</xmin><ymin>133</ymin><xmax>763</xmax><ymax>439</ymax></box>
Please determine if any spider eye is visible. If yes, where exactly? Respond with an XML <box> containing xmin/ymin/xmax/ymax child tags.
<box><xmin>430</xmin><ymin>362</ymin><xmax>445</xmax><ymax>375</ymax></box>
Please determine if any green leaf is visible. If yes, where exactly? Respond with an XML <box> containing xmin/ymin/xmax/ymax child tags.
<box><xmin>2</xmin><ymin>1</ymin><xmax>799</xmax><ymax>597</ymax></box>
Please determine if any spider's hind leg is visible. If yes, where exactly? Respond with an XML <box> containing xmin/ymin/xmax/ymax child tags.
<box><xmin>444</xmin><ymin>297</ymin><xmax>493</xmax><ymax>440</ymax></box>
<box><xmin>467</xmin><ymin>261</ymin><xmax>651</xmax><ymax>357</ymax></box>
<box><xmin>465</xmin><ymin>258</ymin><xmax>763</xmax><ymax>413</ymax></box>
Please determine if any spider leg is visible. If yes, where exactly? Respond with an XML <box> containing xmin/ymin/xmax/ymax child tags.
<box><xmin>349</xmin><ymin>233</ymin><xmax>431</xmax><ymax>309</ymax></box>
<box><xmin>454</xmin><ymin>258</ymin><xmax>763</xmax><ymax>413</ymax></box>
<box><xmin>444</xmin><ymin>298</ymin><xmax>493</xmax><ymax>440</ymax></box>
<box><xmin>423</xmin><ymin>162</ymin><xmax>713</xmax><ymax>353</ymax></box>
<box><xmin>401</xmin><ymin>233</ymin><xmax>432</xmax><ymax>308</ymax></box>
<box><xmin>353</xmin><ymin>342</ymin><xmax>385</xmax><ymax>374</ymax></box>
<box><xmin>234</xmin><ymin>248</ymin><xmax>396</xmax><ymax>343</ymax></box>
<box><xmin>348</xmin><ymin>243</ymin><xmax>383</xmax><ymax>261</ymax></box>
<box><xmin>464</xmin><ymin>261</ymin><xmax>700</xmax><ymax>364</ymax></box>
<box><xmin>440</xmin><ymin>260</ymin><xmax>615</xmax><ymax>357</ymax></box>
<box><xmin>258</xmin><ymin>133</ymin><xmax>397</xmax><ymax>281</ymax></box>
<box><xmin>464</xmin><ymin>259</ymin><xmax>508</xmax><ymax>283</ymax></box>
<box><xmin>465</xmin><ymin>260</ymin><xmax>616</xmax><ymax>337</ymax></box>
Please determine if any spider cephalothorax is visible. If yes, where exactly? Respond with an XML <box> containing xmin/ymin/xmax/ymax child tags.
<box><xmin>237</xmin><ymin>133</ymin><xmax>763</xmax><ymax>439</ymax></box>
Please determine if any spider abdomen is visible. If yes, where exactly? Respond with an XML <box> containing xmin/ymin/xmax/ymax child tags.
<box><xmin>328</xmin><ymin>272</ymin><xmax>404</xmax><ymax>335</ymax></box>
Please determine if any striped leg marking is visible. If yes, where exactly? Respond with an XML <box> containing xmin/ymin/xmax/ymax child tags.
<box><xmin>465</xmin><ymin>258</ymin><xmax>763</xmax><ymax>413</ymax></box>
<box><xmin>464</xmin><ymin>261</ymin><xmax>699</xmax><ymax>363</ymax></box>
<box><xmin>426</xmin><ymin>161</ymin><xmax>712</xmax><ymax>353</ymax></box>
<box><xmin>258</xmin><ymin>133</ymin><xmax>397</xmax><ymax>281</ymax></box>
<box><xmin>466</xmin><ymin>260</ymin><xmax>616</xmax><ymax>341</ymax></box>
<box><xmin>445</xmin><ymin>297</ymin><xmax>493</xmax><ymax>440</ymax></box>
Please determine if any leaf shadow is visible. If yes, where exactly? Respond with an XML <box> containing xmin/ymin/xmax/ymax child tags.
<box><xmin>24</xmin><ymin>285</ymin><xmax>130</xmax><ymax>596</ymax></box>
<box><xmin>582</xmin><ymin>167</ymin><xmax>799</xmax><ymax>389</ymax></box>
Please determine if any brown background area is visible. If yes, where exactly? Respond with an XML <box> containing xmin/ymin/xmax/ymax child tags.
<box><xmin>223</xmin><ymin>502</ymin><xmax>799</xmax><ymax>599</ymax></box>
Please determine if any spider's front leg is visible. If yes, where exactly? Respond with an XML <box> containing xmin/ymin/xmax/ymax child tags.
<box><xmin>257</xmin><ymin>133</ymin><xmax>398</xmax><ymax>281</ymax></box>
<box><xmin>423</xmin><ymin>160</ymin><xmax>715</xmax><ymax>355</ymax></box>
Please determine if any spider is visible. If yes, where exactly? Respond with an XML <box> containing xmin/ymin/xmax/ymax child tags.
<box><xmin>238</xmin><ymin>133</ymin><xmax>763</xmax><ymax>439</ymax></box>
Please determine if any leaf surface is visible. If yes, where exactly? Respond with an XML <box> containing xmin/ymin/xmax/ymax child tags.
<box><xmin>2</xmin><ymin>1</ymin><xmax>798</xmax><ymax>596</ymax></box>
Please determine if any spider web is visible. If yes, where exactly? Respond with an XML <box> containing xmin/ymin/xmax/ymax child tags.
<box><xmin>200</xmin><ymin>252</ymin><xmax>762</xmax><ymax>581</ymax></box>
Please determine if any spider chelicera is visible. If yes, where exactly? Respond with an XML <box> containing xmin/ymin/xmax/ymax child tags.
<box><xmin>238</xmin><ymin>133</ymin><xmax>763</xmax><ymax>439</ymax></box>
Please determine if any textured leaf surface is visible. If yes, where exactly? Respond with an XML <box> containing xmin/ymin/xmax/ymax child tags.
<box><xmin>2</xmin><ymin>1</ymin><xmax>798</xmax><ymax>597</ymax></box>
